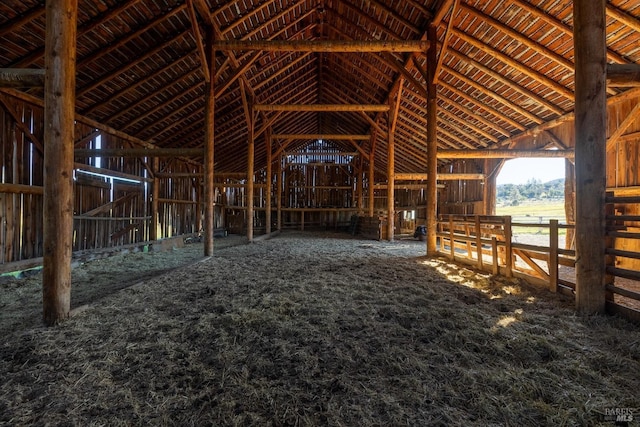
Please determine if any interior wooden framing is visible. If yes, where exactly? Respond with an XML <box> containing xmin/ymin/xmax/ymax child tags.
<box><xmin>2</xmin><ymin>0</ymin><xmax>640</xmax><ymax>323</ymax></box>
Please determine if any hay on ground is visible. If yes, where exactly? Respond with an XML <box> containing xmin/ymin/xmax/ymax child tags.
<box><xmin>1</xmin><ymin>231</ymin><xmax>638</xmax><ymax>426</ymax></box>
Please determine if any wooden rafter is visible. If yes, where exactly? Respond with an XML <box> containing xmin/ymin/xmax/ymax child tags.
<box><xmin>452</xmin><ymin>29</ymin><xmax>574</xmax><ymax>101</ymax></box>
<box><xmin>433</xmin><ymin>0</ymin><xmax>458</xmax><ymax>85</ymax></box>
<box><xmin>443</xmin><ymin>64</ymin><xmax>544</xmax><ymax>125</ymax></box>
<box><xmin>77</xmin><ymin>28</ymin><xmax>191</xmax><ymax>98</ymax></box>
<box><xmin>438</xmin><ymin>80</ymin><xmax>527</xmax><ymax>131</ymax></box>
<box><xmin>512</xmin><ymin>0</ymin><xmax>627</xmax><ymax>64</ymax></box>
<box><xmin>9</xmin><ymin>0</ymin><xmax>145</xmax><ymax>68</ymax></box>
<box><xmin>444</xmin><ymin>46</ymin><xmax>565</xmax><ymax>116</ymax></box>
<box><xmin>77</xmin><ymin>5</ymin><xmax>187</xmax><ymax>69</ymax></box>
<box><xmin>81</xmin><ymin>50</ymin><xmax>195</xmax><ymax>116</ymax></box>
<box><xmin>186</xmin><ymin>0</ymin><xmax>210</xmax><ymax>83</ymax></box>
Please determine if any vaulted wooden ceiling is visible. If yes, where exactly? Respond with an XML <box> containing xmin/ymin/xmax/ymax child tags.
<box><xmin>1</xmin><ymin>0</ymin><xmax>639</xmax><ymax>174</ymax></box>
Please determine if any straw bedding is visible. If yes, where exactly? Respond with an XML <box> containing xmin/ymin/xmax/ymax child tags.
<box><xmin>1</xmin><ymin>232</ymin><xmax>638</xmax><ymax>426</ymax></box>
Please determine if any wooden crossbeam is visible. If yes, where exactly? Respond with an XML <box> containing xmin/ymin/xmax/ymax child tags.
<box><xmin>607</xmin><ymin>64</ymin><xmax>640</xmax><ymax>87</ymax></box>
<box><xmin>0</xmin><ymin>68</ymin><xmax>44</xmax><ymax>87</ymax></box>
<box><xmin>212</xmin><ymin>40</ymin><xmax>429</xmax><ymax>52</ymax></box>
<box><xmin>272</xmin><ymin>134</ymin><xmax>370</xmax><ymax>140</ymax></box>
<box><xmin>395</xmin><ymin>173</ymin><xmax>486</xmax><ymax>180</ymax></box>
<box><xmin>437</xmin><ymin>149</ymin><xmax>574</xmax><ymax>159</ymax></box>
<box><xmin>75</xmin><ymin>148</ymin><xmax>203</xmax><ymax>157</ymax></box>
<box><xmin>82</xmin><ymin>193</ymin><xmax>137</xmax><ymax>217</ymax></box>
<box><xmin>0</xmin><ymin>183</ymin><xmax>44</xmax><ymax>195</ymax></box>
<box><xmin>254</xmin><ymin>104</ymin><xmax>390</xmax><ymax>112</ymax></box>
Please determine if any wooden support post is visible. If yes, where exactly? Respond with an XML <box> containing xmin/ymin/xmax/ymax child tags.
<box><xmin>504</xmin><ymin>216</ymin><xmax>513</xmax><ymax>278</ymax></box>
<box><xmin>266</xmin><ymin>129</ymin><xmax>272</xmax><ymax>235</ymax></box>
<box><xmin>247</xmin><ymin>106</ymin><xmax>255</xmax><ymax>242</ymax></box>
<box><xmin>491</xmin><ymin>236</ymin><xmax>499</xmax><ymax>275</ymax></box>
<box><xmin>449</xmin><ymin>215</ymin><xmax>455</xmax><ymax>260</ymax></box>
<box><xmin>43</xmin><ymin>0</ymin><xmax>77</xmax><ymax>326</ymax></box>
<box><xmin>475</xmin><ymin>215</ymin><xmax>483</xmax><ymax>269</ymax></box>
<box><xmin>465</xmin><ymin>224</ymin><xmax>472</xmax><ymax>257</ymax></box>
<box><xmin>276</xmin><ymin>153</ymin><xmax>282</xmax><ymax>231</ymax></box>
<box><xmin>368</xmin><ymin>151</ymin><xmax>375</xmax><ymax>217</ymax></box>
<box><xmin>426</xmin><ymin>25</ymin><xmax>438</xmax><ymax>256</ymax></box>
<box><xmin>549</xmin><ymin>219</ymin><xmax>559</xmax><ymax>292</ymax></box>
<box><xmin>387</xmin><ymin>114</ymin><xmax>395</xmax><ymax>242</ymax></box>
<box><xmin>203</xmin><ymin>28</ymin><xmax>215</xmax><ymax>256</ymax></box>
<box><xmin>574</xmin><ymin>0</ymin><xmax>607</xmax><ymax>314</ymax></box>
<box><xmin>151</xmin><ymin>157</ymin><xmax>160</xmax><ymax>240</ymax></box>
<box><xmin>357</xmin><ymin>156</ymin><xmax>364</xmax><ymax>215</ymax></box>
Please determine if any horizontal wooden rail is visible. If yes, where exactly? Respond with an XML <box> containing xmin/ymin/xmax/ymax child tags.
<box><xmin>607</xmin><ymin>231</ymin><xmax>640</xmax><ymax>239</ymax></box>
<box><xmin>0</xmin><ymin>183</ymin><xmax>44</xmax><ymax>195</ymax></box>
<box><xmin>606</xmin><ymin>248</ymin><xmax>640</xmax><ymax>260</ymax></box>
<box><xmin>606</xmin><ymin>283</ymin><xmax>640</xmax><ymax>301</ymax></box>
<box><xmin>606</xmin><ymin>266</ymin><xmax>640</xmax><ymax>283</ymax></box>
<box><xmin>606</xmin><ymin>215</ymin><xmax>640</xmax><ymax>221</ymax></box>
<box><xmin>605</xmin><ymin>195</ymin><xmax>640</xmax><ymax>204</ymax></box>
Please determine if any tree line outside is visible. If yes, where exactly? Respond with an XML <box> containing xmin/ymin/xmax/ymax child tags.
<box><xmin>497</xmin><ymin>178</ymin><xmax>564</xmax><ymax>206</ymax></box>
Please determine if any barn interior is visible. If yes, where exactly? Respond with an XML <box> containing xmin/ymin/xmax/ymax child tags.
<box><xmin>1</xmin><ymin>0</ymin><xmax>640</xmax><ymax>424</ymax></box>
<box><xmin>3</xmin><ymin>0</ymin><xmax>640</xmax><ymax>321</ymax></box>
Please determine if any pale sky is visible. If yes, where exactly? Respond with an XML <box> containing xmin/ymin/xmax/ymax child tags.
<box><xmin>496</xmin><ymin>158</ymin><xmax>566</xmax><ymax>185</ymax></box>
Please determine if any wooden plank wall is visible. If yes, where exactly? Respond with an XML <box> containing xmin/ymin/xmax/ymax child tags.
<box><xmin>157</xmin><ymin>160</ymin><xmax>202</xmax><ymax>238</ymax></box>
<box><xmin>74</xmin><ymin>126</ymin><xmax>149</xmax><ymax>250</ymax></box>
<box><xmin>438</xmin><ymin>159</ymin><xmax>485</xmax><ymax>215</ymax></box>
<box><xmin>606</xmin><ymin>98</ymin><xmax>640</xmax><ymax>270</ymax></box>
<box><xmin>0</xmin><ymin>94</ymin><xmax>215</xmax><ymax>265</ymax></box>
<box><xmin>0</xmin><ymin>97</ymin><xmax>45</xmax><ymax>263</ymax></box>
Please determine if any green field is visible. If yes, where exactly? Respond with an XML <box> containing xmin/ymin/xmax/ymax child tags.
<box><xmin>496</xmin><ymin>200</ymin><xmax>566</xmax><ymax>235</ymax></box>
<box><xmin>496</xmin><ymin>200</ymin><xmax>565</xmax><ymax>219</ymax></box>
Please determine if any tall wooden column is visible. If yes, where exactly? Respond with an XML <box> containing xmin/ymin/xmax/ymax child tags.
<box><xmin>266</xmin><ymin>129</ymin><xmax>272</xmax><ymax>235</ymax></box>
<box><xmin>276</xmin><ymin>153</ymin><xmax>282</xmax><ymax>231</ymax></box>
<box><xmin>204</xmin><ymin>28</ymin><xmax>215</xmax><ymax>256</ymax></box>
<box><xmin>573</xmin><ymin>0</ymin><xmax>607</xmax><ymax>314</ymax></box>
<box><xmin>387</xmin><ymin>112</ymin><xmax>395</xmax><ymax>241</ymax></box>
<box><xmin>43</xmin><ymin>0</ymin><xmax>77</xmax><ymax>325</ymax></box>
<box><xmin>368</xmin><ymin>150</ymin><xmax>375</xmax><ymax>217</ymax></box>
<box><xmin>247</xmin><ymin>107</ymin><xmax>255</xmax><ymax>242</ymax></box>
<box><xmin>356</xmin><ymin>155</ymin><xmax>364</xmax><ymax>214</ymax></box>
<box><xmin>151</xmin><ymin>157</ymin><xmax>160</xmax><ymax>240</ymax></box>
<box><xmin>426</xmin><ymin>25</ymin><xmax>439</xmax><ymax>256</ymax></box>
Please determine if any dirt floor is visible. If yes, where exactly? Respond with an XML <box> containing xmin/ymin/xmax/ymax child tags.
<box><xmin>1</xmin><ymin>231</ymin><xmax>639</xmax><ymax>426</ymax></box>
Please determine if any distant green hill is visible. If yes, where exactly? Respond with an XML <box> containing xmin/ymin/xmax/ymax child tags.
<box><xmin>497</xmin><ymin>178</ymin><xmax>565</xmax><ymax>206</ymax></box>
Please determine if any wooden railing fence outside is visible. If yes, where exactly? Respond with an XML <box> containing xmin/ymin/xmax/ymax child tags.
<box><xmin>437</xmin><ymin>214</ymin><xmax>576</xmax><ymax>293</ymax></box>
<box><xmin>438</xmin><ymin>213</ymin><xmax>640</xmax><ymax>322</ymax></box>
